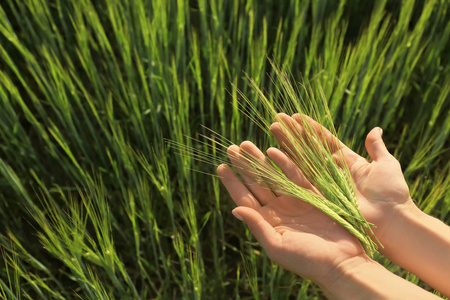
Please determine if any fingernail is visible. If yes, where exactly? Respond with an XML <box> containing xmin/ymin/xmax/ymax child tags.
<box><xmin>232</xmin><ymin>210</ymin><xmax>243</xmax><ymax>221</ymax></box>
<box><xmin>379</xmin><ymin>128</ymin><xmax>383</xmax><ymax>137</ymax></box>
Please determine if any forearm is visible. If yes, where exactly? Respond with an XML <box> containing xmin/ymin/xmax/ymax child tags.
<box><xmin>380</xmin><ymin>203</ymin><xmax>450</xmax><ymax>297</ymax></box>
<box><xmin>316</xmin><ymin>256</ymin><xmax>440</xmax><ymax>300</ymax></box>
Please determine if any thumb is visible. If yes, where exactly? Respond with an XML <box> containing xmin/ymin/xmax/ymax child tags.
<box><xmin>232</xmin><ymin>207</ymin><xmax>279</xmax><ymax>250</ymax></box>
<box><xmin>365</xmin><ymin>127</ymin><xmax>390</xmax><ymax>161</ymax></box>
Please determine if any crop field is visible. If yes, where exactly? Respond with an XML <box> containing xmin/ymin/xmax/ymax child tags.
<box><xmin>0</xmin><ymin>0</ymin><xmax>449</xmax><ymax>299</ymax></box>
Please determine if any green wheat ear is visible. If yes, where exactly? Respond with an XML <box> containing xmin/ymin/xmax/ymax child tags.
<box><xmin>234</xmin><ymin>61</ymin><xmax>382</xmax><ymax>255</ymax></box>
<box><xmin>170</xmin><ymin>61</ymin><xmax>382</xmax><ymax>256</ymax></box>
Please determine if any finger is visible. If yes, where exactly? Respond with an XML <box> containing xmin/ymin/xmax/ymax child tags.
<box><xmin>272</xmin><ymin>114</ymin><xmax>329</xmax><ymax>164</ymax></box>
<box><xmin>365</xmin><ymin>127</ymin><xmax>391</xmax><ymax>161</ymax></box>
<box><xmin>291</xmin><ymin>113</ymin><xmax>361</xmax><ymax>168</ymax></box>
<box><xmin>270</xmin><ymin>122</ymin><xmax>313</xmax><ymax>170</ymax></box>
<box><xmin>291</xmin><ymin>114</ymin><xmax>341</xmax><ymax>153</ymax></box>
<box><xmin>266</xmin><ymin>147</ymin><xmax>316</xmax><ymax>192</ymax></box>
<box><xmin>227</xmin><ymin>144</ymin><xmax>275</xmax><ymax>205</ymax></box>
<box><xmin>217</xmin><ymin>164</ymin><xmax>261</xmax><ymax>209</ymax></box>
<box><xmin>239</xmin><ymin>141</ymin><xmax>277</xmax><ymax>204</ymax></box>
<box><xmin>270</xmin><ymin>122</ymin><xmax>301</xmax><ymax>157</ymax></box>
<box><xmin>227</xmin><ymin>144</ymin><xmax>257</xmax><ymax>179</ymax></box>
<box><xmin>274</xmin><ymin>113</ymin><xmax>306</xmax><ymax>142</ymax></box>
<box><xmin>275</xmin><ymin>113</ymin><xmax>330</xmax><ymax>153</ymax></box>
<box><xmin>232</xmin><ymin>206</ymin><xmax>280</xmax><ymax>253</ymax></box>
<box><xmin>331</xmin><ymin>152</ymin><xmax>347</xmax><ymax>168</ymax></box>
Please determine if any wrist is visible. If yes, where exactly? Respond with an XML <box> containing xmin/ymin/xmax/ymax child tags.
<box><xmin>315</xmin><ymin>255</ymin><xmax>374</xmax><ymax>294</ymax></box>
<box><xmin>392</xmin><ymin>197</ymin><xmax>422</xmax><ymax>220</ymax></box>
<box><xmin>377</xmin><ymin>202</ymin><xmax>450</xmax><ymax>297</ymax></box>
<box><xmin>316</xmin><ymin>253</ymin><xmax>441</xmax><ymax>300</ymax></box>
<box><xmin>316</xmin><ymin>255</ymin><xmax>386</xmax><ymax>300</ymax></box>
<box><xmin>378</xmin><ymin>199</ymin><xmax>423</xmax><ymax>252</ymax></box>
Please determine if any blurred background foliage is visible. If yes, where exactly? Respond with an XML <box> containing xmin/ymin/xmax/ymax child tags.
<box><xmin>0</xmin><ymin>0</ymin><xmax>448</xmax><ymax>298</ymax></box>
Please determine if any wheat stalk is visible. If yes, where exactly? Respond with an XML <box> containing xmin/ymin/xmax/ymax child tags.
<box><xmin>169</xmin><ymin>62</ymin><xmax>382</xmax><ymax>256</ymax></box>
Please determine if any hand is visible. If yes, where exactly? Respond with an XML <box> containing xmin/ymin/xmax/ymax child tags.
<box><xmin>269</xmin><ymin>113</ymin><xmax>416</xmax><ymax>248</ymax></box>
<box><xmin>218</xmin><ymin>117</ymin><xmax>448</xmax><ymax>298</ymax></box>
<box><xmin>217</xmin><ymin>141</ymin><xmax>366</xmax><ymax>285</ymax></box>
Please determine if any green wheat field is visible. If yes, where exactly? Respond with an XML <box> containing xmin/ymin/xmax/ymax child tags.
<box><xmin>0</xmin><ymin>0</ymin><xmax>449</xmax><ymax>299</ymax></box>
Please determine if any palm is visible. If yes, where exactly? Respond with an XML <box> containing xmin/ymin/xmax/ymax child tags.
<box><xmin>270</xmin><ymin>113</ymin><xmax>413</xmax><ymax>242</ymax></box>
<box><xmin>349</xmin><ymin>157</ymin><xmax>412</xmax><ymax>238</ymax></box>
<box><xmin>218</xmin><ymin>142</ymin><xmax>364</xmax><ymax>282</ymax></box>
<box><xmin>260</xmin><ymin>194</ymin><xmax>364</xmax><ymax>278</ymax></box>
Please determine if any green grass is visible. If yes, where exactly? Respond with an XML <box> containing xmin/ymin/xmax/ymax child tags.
<box><xmin>171</xmin><ymin>69</ymin><xmax>382</xmax><ymax>255</ymax></box>
<box><xmin>0</xmin><ymin>0</ymin><xmax>448</xmax><ymax>299</ymax></box>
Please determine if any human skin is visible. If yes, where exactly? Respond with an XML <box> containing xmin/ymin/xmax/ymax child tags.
<box><xmin>271</xmin><ymin>113</ymin><xmax>450</xmax><ymax>297</ymax></box>
<box><xmin>217</xmin><ymin>113</ymin><xmax>449</xmax><ymax>298</ymax></box>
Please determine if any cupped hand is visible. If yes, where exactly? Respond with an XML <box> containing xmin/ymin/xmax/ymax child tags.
<box><xmin>270</xmin><ymin>113</ymin><xmax>416</xmax><ymax>246</ymax></box>
<box><xmin>217</xmin><ymin>141</ymin><xmax>366</xmax><ymax>284</ymax></box>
